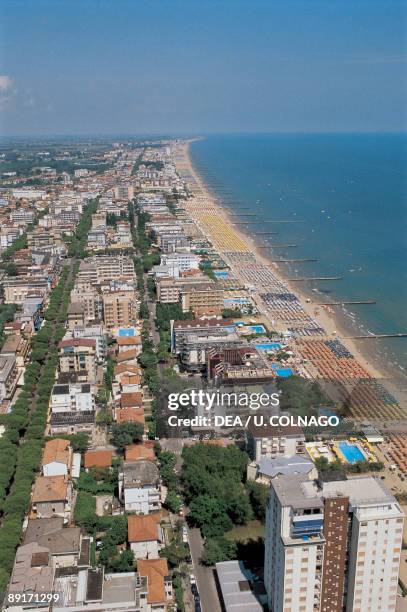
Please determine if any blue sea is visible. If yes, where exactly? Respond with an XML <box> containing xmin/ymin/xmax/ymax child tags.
<box><xmin>190</xmin><ymin>134</ymin><xmax>407</xmax><ymax>378</ymax></box>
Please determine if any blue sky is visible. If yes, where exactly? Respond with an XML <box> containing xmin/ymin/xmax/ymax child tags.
<box><xmin>0</xmin><ymin>0</ymin><xmax>406</xmax><ymax>136</ymax></box>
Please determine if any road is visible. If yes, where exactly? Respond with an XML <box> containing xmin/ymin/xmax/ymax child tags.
<box><xmin>188</xmin><ymin>527</ymin><xmax>221</xmax><ymax>612</ymax></box>
<box><xmin>147</xmin><ymin>298</ymin><xmax>160</xmax><ymax>345</ymax></box>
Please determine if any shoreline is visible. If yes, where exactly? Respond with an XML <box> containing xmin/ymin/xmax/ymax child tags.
<box><xmin>175</xmin><ymin>138</ymin><xmax>406</xmax><ymax>408</ymax></box>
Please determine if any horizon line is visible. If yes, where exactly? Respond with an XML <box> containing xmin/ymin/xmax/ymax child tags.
<box><xmin>0</xmin><ymin>129</ymin><xmax>406</xmax><ymax>141</ymax></box>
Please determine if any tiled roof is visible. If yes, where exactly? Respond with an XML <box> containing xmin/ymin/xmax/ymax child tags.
<box><xmin>138</xmin><ymin>558</ymin><xmax>169</xmax><ymax>604</ymax></box>
<box><xmin>117</xmin><ymin>336</ymin><xmax>141</xmax><ymax>346</ymax></box>
<box><xmin>115</xmin><ymin>407</ymin><xmax>145</xmax><ymax>425</ymax></box>
<box><xmin>125</xmin><ymin>444</ymin><xmax>155</xmax><ymax>461</ymax></box>
<box><xmin>84</xmin><ymin>450</ymin><xmax>113</xmax><ymax>469</ymax></box>
<box><xmin>42</xmin><ymin>439</ymin><xmax>70</xmax><ymax>467</ymax></box>
<box><xmin>128</xmin><ymin>512</ymin><xmax>161</xmax><ymax>543</ymax></box>
<box><xmin>32</xmin><ymin>476</ymin><xmax>67</xmax><ymax>503</ymax></box>
<box><xmin>120</xmin><ymin>392</ymin><xmax>143</xmax><ymax>408</ymax></box>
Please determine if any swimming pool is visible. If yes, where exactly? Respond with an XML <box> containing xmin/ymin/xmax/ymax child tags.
<box><xmin>224</xmin><ymin>298</ymin><xmax>250</xmax><ymax>305</ymax></box>
<box><xmin>236</xmin><ymin>324</ymin><xmax>266</xmax><ymax>334</ymax></box>
<box><xmin>255</xmin><ymin>343</ymin><xmax>282</xmax><ymax>351</ymax></box>
<box><xmin>338</xmin><ymin>442</ymin><xmax>365</xmax><ymax>463</ymax></box>
<box><xmin>214</xmin><ymin>270</ymin><xmax>229</xmax><ymax>279</ymax></box>
<box><xmin>118</xmin><ymin>328</ymin><xmax>135</xmax><ymax>337</ymax></box>
<box><xmin>273</xmin><ymin>367</ymin><xmax>293</xmax><ymax>377</ymax></box>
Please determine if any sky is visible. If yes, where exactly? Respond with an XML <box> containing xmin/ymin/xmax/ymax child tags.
<box><xmin>0</xmin><ymin>0</ymin><xmax>406</xmax><ymax>136</ymax></box>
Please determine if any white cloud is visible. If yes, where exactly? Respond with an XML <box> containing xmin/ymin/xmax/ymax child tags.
<box><xmin>0</xmin><ymin>75</ymin><xmax>15</xmax><ymax>111</ymax></box>
<box><xmin>0</xmin><ymin>75</ymin><xmax>13</xmax><ymax>91</ymax></box>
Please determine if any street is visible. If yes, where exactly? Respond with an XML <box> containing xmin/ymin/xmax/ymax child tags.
<box><xmin>187</xmin><ymin>527</ymin><xmax>222</xmax><ymax>612</ymax></box>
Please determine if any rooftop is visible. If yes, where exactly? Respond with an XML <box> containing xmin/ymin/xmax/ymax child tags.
<box><xmin>257</xmin><ymin>455</ymin><xmax>314</xmax><ymax>478</ymax></box>
<box><xmin>322</xmin><ymin>477</ymin><xmax>398</xmax><ymax>506</ymax></box>
<box><xmin>84</xmin><ymin>450</ymin><xmax>113</xmax><ymax>469</ymax></box>
<box><xmin>138</xmin><ymin>558</ymin><xmax>169</xmax><ymax>605</ymax></box>
<box><xmin>248</xmin><ymin>420</ymin><xmax>304</xmax><ymax>439</ymax></box>
<box><xmin>215</xmin><ymin>560</ymin><xmax>262</xmax><ymax>612</ymax></box>
<box><xmin>122</xmin><ymin>459</ymin><xmax>159</xmax><ymax>487</ymax></box>
<box><xmin>125</xmin><ymin>443</ymin><xmax>155</xmax><ymax>462</ymax></box>
<box><xmin>8</xmin><ymin>543</ymin><xmax>53</xmax><ymax>596</ymax></box>
<box><xmin>42</xmin><ymin>438</ymin><xmax>70</xmax><ymax>467</ymax></box>
<box><xmin>32</xmin><ymin>476</ymin><xmax>68</xmax><ymax>503</ymax></box>
<box><xmin>128</xmin><ymin>512</ymin><xmax>161</xmax><ymax>543</ymax></box>
<box><xmin>120</xmin><ymin>391</ymin><xmax>143</xmax><ymax>408</ymax></box>
<box><xmin>23</xmin><ymin>519</ymin><xmax>80</xmax><ymax>555</ymax></box>
<box><xmin>272</xmin><ymin>474</ymin><xmax>324</xmax><ymax>510</ymax></box>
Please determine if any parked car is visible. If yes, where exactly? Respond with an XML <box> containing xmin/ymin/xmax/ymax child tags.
<box><xmin>182</xmin><ymin>526</ymin><xmax>188</xmax><ymax>543</ymax></box>
<box><xmin>191</xmin><ymin>584</ymin><xmax>199</xmax><ymax>598</ymax></box>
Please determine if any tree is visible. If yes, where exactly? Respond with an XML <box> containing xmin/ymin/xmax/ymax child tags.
<box><xmin>221</xmin><ymin>308</ymin><xmax>242</xmax><ymax>319</ymax></box>
<box><xmin>112</xmin><ymin>549</ymin><xmax>135</xmax><ymax>572</ymax></box>
<box><xmin>188</xmin><ymin>495</ymin><xmax>233</xmax><ymax>538</ymax></box>
<box><xmin>164</xmin><ymin>490</ymin><xmax>182</xmax><ymax>513</ymax></box>
<box><xmin>202</xmin><ymin>537</ymin><xmax>237</xmax><ymax>566</ymax></box>
<box><xmin>160</xmin><ymin>541</ymin><xmax>189</xmax><ymax>568</ymax></box>
<box><xmin>225</xmin><ymin>490</ymin><xmax>253</xmax><ymax>525</ymax></box>
<box><xmin>4</xmin><ymin>263</ymin><xmax>17</xmax><ymax>276</ymax></box>
<box><xmin>111</xmin><ymin>422</ymin><xmax>144</xmax><ymax>451</ymax></box>
<box><xmin>246</xmin><ymin>481</ymin><xmax>269</xmax><ymax>522</ymax></box>
<box><xmin>138</xmin><ymin>349</ymin><xmax>157</xmax><ymax>369</ymax></box>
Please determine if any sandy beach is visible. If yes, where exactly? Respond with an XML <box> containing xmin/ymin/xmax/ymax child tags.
<box><xmin>175</xmin><ymin>139</ymin><xmax>407</xmax><ymax>413</ymax></box>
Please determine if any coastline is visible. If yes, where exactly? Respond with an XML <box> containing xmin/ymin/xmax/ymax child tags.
<box><xmin>176</xmin><ymin>138</ymin><xmax>407</xmax><ymax>407</ymax></box>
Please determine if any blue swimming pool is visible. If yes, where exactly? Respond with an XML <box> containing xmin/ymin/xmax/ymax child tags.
<box><xmin>273</xmin><ymin>367</ymin><xmax>293</xmax><ymax>377</ymax></box>
<box><xmin>255</xmin><ymin>343</ymin><xmax>282</xmax><ymax>351</ymax></box>
<box><xmin>118</xmin><ymin>328</ymin><xmax>135</xmax><ymax>337</ymax></box>
<box><xmin>338</xmin><ymin>442</ymin><xmax>365</xmax><ymax>463</ymax></box>
<box><xmin>224</xmin><ymin>298</ymin><xmax>250</xmax><ymax>305</ymax></box>
<box><xmin>237</xmin><ymin>324</ymin><xmax>266</xmax><ymax>333</ymax></box>
<box><xmin>214</xmin><ymin>270</ymin><xmax>229</xmax><ymax>279</ymax></box>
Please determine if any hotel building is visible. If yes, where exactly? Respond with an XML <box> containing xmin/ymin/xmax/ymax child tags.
<box><xmin>264</xmin><ymin>474</ymin><xmax>404</xmax><ymax>612</ymax></box>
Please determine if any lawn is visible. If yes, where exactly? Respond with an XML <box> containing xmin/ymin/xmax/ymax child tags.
<box><xmin>225</xmin><ymin>520</ymin><xmax>265</xmax><ymax>543</ymax></box>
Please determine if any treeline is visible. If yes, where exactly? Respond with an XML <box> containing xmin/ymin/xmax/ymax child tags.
<box><xmin>66</xmin><ymin>198</ymin><xmax>99</xmax><ymax>258</ymax></box>
<box><xmin>0</xmin><ymin>265</ymin><xmax>75</xmax><ymax>596</ymax></box>
<box><xmin>129</xmin><ymin>205</ymin><xmax>160</xmax><ymax>435</ymax></box>
<box><xmin>155</xmin><ymin>303</ymin><xmax>191</xmax><ymax>363</ymax></box>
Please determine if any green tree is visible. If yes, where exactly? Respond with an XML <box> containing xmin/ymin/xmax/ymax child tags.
<box><xmin>110</xmin><ymin>422</ymin><xmax>144</xmax><ymax>451</ymax></box>
<box><xmin>160</xmin><ymin>540</ymin><xmax>189</xmax><ymax>568</ymax></box>
<box><xmin>202</xmin><ymin>537</ymin><xmax>237</xmax><ymax>566</ymax></box>
<box><xmin>188</xmin><ymin>495</ymin><xmax>233</xmax><ymax>538</ymax></box>
<box><xmin>164</xmin><ymin>490</ymin><xmax>182</xmax><ymax>513</ymax></box>
<box><xmin>246</xmin><ymin>480</ymin><xmax>269</xmax><ymax>522</ymax></box>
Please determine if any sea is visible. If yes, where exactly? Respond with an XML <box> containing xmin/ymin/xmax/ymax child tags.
<box><xmin>190</xmin><ymin>133</ymin><xmax>407</xmax><ymax>383</ymax></box>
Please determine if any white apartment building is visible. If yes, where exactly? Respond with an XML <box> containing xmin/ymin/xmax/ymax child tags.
<box><xmin>160</xmin><ymin>252</ymin><xmax>200</xmax><ymax>273</ymax></box>
<box><xmin>10</xmin><ymin>209</ymin><xmax>36</xmax><ymax>224</ymax></box>
<box><xmin>72</xmin><ymin>325</ymin><xmax>107</xmax><ymax>362</ymax></box>
<box><xmin>77</xmin><ymin>255</ymin><xmax>135</xmax><ymax>284</ymax></box>
<box><xmin>264</xmin><ymin>474</ymin><xmax>404</xmax><ymax>612</ymax></box>
<box><xmin>247</xmin><ymin>421</ymin><xmax>306</xmax><ymax>461</ymax></box>
<box><xmin>323</xmin><ymin>478</ymin><xmax>404</xmax><ymax>612</ymax></box>
<box><xmin>118</xmin><ymin>460</ymin><xmax>161</xmax><ymax>514</ymax></box>
<box><xmin>50</xmin><ymin>383</ymin><xmax>94</xmax><ymax>413</ymax></box>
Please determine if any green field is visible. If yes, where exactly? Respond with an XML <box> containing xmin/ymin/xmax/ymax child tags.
<box><xmin>225</xmin><ymin>520</ymin><xmax>265</xmax><ymax>542</ymax></box>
